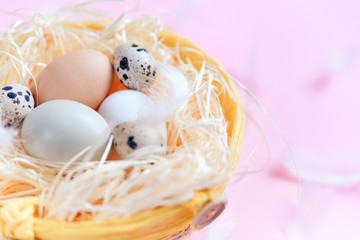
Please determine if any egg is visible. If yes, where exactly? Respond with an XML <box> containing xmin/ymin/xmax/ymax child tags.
<box><xmin>113</xmin><ymin>121</ymin><xmax>166</xmax><ymax>159</ymax></box>
<box><xmin>113</xmin><ymin>43</ymin><xmax>157</xmax><ymax>90</ymax></box>
<box><xmin>98</xmin><ymin>90</ymin><xmax>153</xmax><ymax>128</ymax></box>
<box><xmin>21</xmin><ymin>100</ymin><xmax>111</xmax><ymax>162</ymax></box>
<box><xmin>34</xmin><ymin>49</ymin><xmax>113</xmax><ymax>110</ymax></box>
<box><xmin>0</xmin><ymin>84</ymin><xmax>34</xmax><ymax>127</ymax></box>
<box><xmin>97</xmin><ymin>90</ymin><xmax>167</xmax><ymax>141</ymax></box>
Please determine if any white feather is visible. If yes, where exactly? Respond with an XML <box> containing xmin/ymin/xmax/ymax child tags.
<box><xmin>158</xmin><ymin>62</ymin><xmax>189</xmax><ymax>104</ymax></box>
<box><xmin>139</xmin><ymin>62</ymin><xmax>189</xmax><ymax>122</ymax></box>
<box><xmin>0</xmin><ymin>104</ymin><xmax>18</xmax><ymax>149</ymax></box>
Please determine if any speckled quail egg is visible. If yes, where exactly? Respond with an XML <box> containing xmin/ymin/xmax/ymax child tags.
<box><xmin>113</xmin><ymin>43</ymin><xmax>157</xmax><ymax>90</ymax></box>
<box><xmin>113</xmin><ymin>121</ymin><xmax>166</xmax><ymax>159</ymax></box>
<box><xmin>0</xmin><ymin>84</ymin><xmax>34</xmax><ymax>127</ymax></box>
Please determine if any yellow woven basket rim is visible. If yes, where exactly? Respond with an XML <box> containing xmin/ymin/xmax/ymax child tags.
<box><xmin>0</xmin><ymin>24</ymin><xmax>245</xmax><ymax>240</ymax></box>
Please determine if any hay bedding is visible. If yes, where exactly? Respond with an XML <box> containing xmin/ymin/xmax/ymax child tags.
<box><xmin>0</xmin><ymin>2</ymin><xmax>239</xmax><ymax>224</ymax></box>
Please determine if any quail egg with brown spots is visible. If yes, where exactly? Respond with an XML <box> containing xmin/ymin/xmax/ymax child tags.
<box><xmin>113</xmin><ymin>121</ymin><xmax>166</xmax><ymax>159</ymax></box>
<box><xmin>113</xmin><ymin>43</ymin><xmax>157</xmax><ymax>90</ymax></box>
<box><xmin>0</xmin><ymin>84</ymin><xmax>34</xmax><ymax>127</ymax></box>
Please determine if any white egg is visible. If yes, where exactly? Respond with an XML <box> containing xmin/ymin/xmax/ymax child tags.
<box><xmin>21</xmin><ymin>100</ymin><xmax>111</xmax><ymax>162</ymax></box>
<box><xmin>0</xmin><ymin>84</ymin><xmax>34</xmax><ymax>127</ymax></box>
<box><xmin>113</xmin><ymin>43</ymin><xmax>157</xmax><ymax>90</ymax></box>
<box><xmin>97</xmin><ymin>90</ymin><xmax>167</xmax><ymax>141</ymax></box>
<box><xmin>113</xmin><ymin>121</ymin><xmax>166</xmax><ymax>159</ymax></box>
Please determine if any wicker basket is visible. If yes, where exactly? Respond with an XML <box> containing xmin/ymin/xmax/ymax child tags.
<box><xmin>0</xmin><ymin>22</ymin><xmax>245</xmax><ymax>240</ymax></box>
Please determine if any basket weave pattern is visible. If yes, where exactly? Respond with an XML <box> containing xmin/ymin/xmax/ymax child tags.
<box><xmin>0</xmin><ymin>23</ymin><xmax>245</xmax><ymax>240</ymax></box>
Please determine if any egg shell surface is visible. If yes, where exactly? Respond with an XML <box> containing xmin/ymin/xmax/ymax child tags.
<box><xmin>97</xmin><ymin>90</ymin><xmax>167</xmax><ymax>140</ymax></box>
<box><xmin>113</xmin><ymin>121</ymin><xmax>166</xmax><ymax>159</ymax></box>
<box><xmin>0</xmin><ymin>84</ymin><xmax>34</xmax><ymax>127</ymax></box>
<box><xmin>35</xmin><ymin>49</ymin><xmax>113</xmax><ymax>110</ymax></box>
<box><xmin>113</xmin><ymin>43</ymin><xmax>157</xmax><ymax>90</ymax></box>
<box><xmin>21</xmin><ymin>99</ymin><xmax>111</xmax><ymax>162</ymax></box>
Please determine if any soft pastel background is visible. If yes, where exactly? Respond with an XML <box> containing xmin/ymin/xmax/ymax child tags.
<box><xmin>1</xmin><ymin>1</ymin><xmax>360</xmax><ymax>239</ymax></box>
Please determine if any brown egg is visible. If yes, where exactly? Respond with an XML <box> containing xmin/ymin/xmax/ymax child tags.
<box><xmin>35</xmin><ymin>49</ymin><xmax>113</xmax><ymax>110</ymax></box>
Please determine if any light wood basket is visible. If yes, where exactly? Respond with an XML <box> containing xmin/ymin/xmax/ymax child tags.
<box><xmin>0</xmin><ymin>23</ymin><xmax>245</xmax><ymax>240</ymax></box>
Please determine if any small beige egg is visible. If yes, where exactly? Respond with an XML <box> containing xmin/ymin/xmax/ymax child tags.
<box><xmin>113</xmin><ymin>121</ymin><xmax>166</xmax><ymax>159</ymax></box>
<box><xmin>113</xmin><ymin>43</ymin><xmax>157</xmax><ymax>90</ymax></box>
<box><xmin>0</xmin><ymin>84</ymin><xmax>34</xmax><ymax>127</ymax></box>
<box><xmin>35</xmin><ymin>49</ymin><xmax>113</xmax><ymax>110</ymax></box>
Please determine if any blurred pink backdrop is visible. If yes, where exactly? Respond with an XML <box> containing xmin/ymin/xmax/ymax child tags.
<box><xmin>1</xmin><ymin>1</ymin><xmax>360</xmax><ymax>239</ymax></box>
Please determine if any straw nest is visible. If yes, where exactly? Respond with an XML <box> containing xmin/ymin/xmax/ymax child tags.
<box><xmin>0</xmin><ymin>2</ymin><xmax>244</xmax><ymax>240</ymax></box>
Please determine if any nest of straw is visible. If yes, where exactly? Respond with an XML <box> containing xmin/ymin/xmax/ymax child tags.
<box><xmin>0</xmin><ymin>2</ymin><xmax>244</xmax><ymax>240</ymax></box>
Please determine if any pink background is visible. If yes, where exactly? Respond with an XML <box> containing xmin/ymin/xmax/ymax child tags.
<box><xmin>1</xmin><ymin>1</ymin><xmax>360</xmax><ymax>239</ymax></box>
